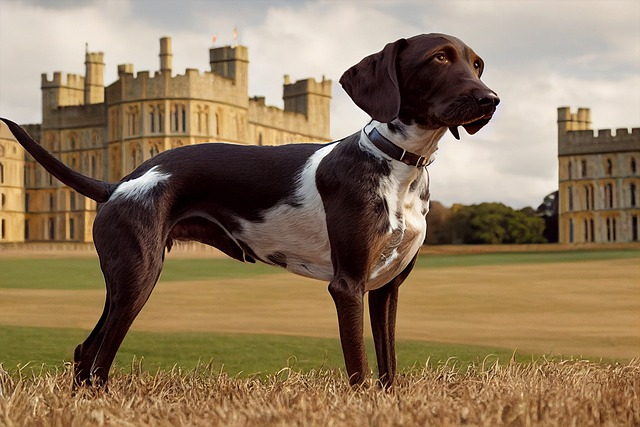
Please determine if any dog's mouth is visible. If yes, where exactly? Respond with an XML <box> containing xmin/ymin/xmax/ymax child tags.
<box><xmin>448</xmin><ymin>114</ymin><xmax>494</xmax><ymax>140</ymax></box>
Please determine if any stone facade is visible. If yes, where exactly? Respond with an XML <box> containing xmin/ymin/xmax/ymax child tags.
<box><xmin>0</xmin><ymin>124</ymin><xmax>26</xmax><ymax>242</ymax></box>
<box><xmin>0</xmin><ymin>37</ymin><xmax>331</xmax><ymax>243</ymax></box>
<box><xmin>557</xmin><ymin>107</ymin><xmax>640</xmax><ymax>243</ymax></box>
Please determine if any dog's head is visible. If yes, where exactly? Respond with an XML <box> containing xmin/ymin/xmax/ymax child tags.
<box><xmin>340</xmin><ymin>33</ymin><xmax>499</xmax><ymax>139</ymax></box>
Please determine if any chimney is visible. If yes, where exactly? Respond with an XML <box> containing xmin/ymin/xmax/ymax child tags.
<box><xmin>160</xmin><ymin>36</ymin><xmax>172</xmax><ymax>74</ymax></box>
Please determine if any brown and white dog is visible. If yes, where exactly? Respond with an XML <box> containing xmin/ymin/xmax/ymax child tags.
<box><xmin>1</xmin><ymin>33</ymin><xmax>498</xmax><ymax>387</ymax></box>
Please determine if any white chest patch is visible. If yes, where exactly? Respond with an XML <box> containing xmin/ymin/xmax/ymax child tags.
<box><xmin>234</xmin><ymin>143</ymin><xmax>338</xmax><ymax>280</ymax></box>
<box><xmin>110</xmin><ymin>166</ymin><xmax>171</xmax><ymax>204</ymax></box>
<box><xmin>366</xmin><ymin>164</ymin><xmax>429</xmax><ymax>291</ymax></box>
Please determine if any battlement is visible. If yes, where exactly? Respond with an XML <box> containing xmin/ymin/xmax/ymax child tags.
<box><xmin>557</xmin><ymin>106</ymin><xmax>640</xmax><ymax>156</ymax></box>
<box><xmin>283</xmin><ymin>76</ymin><xmax>332</xmax><ymax>99</ymax></box>
<box><xmin>41</xmin><ymin>72</ymin><xmax>85</xmax><ymax>90</ymax></box>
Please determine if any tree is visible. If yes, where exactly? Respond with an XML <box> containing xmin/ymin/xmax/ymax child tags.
<box><xmin>444</xmin><ymin>203</ymin><xmax>546</xmax><ymax>244</ymax></box>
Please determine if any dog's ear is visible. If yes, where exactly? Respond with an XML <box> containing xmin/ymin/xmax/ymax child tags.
<box><xmin>339</xmin><ymin>38</ymin><xmax>407</xmax><ymax>123</ymax></box>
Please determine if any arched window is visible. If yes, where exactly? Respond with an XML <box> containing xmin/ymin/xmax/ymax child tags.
<box><xmin>604</xmin><ymin>183</ymin><xmax>614</xmax><ymax>209</ymax></box>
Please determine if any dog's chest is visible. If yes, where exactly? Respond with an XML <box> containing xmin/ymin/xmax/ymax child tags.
<box><xmin>234</xmin><ymin>143</ymin><xmax>429</xmax><ymax>287</ymax></box>
<box><xmin>366</xmin><ymin>165</ymin><xmax>429</xmax><ymax>290</ymax></box>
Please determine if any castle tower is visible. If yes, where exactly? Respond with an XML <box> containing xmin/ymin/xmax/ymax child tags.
<box><xmin>84</xmin><ymin>50</ymin><xmax>105</xmax><ymax>105</ymax></box>
<box><xmin>283</xmin><ymin>76</ymin><xmax>332</xmax><ymax>139</ymax></box>
<box><xmin>209</xmin><ymin>45</ymin><xmax>249</xmax><ymax>90</ymax></box>
<box><xmin>557</xmin><ymin>106</ymin><xmax>640</xmax><ymax>244</ymax></box>
<box><xmin>557</xmin><ymin>106</ymin><xmax>591</xmax><ymax>143</ymax></box>
<box><xmin>159</xmin><ymin>36</ymin><xmax>172</xmax><ymax>74</ymax></box>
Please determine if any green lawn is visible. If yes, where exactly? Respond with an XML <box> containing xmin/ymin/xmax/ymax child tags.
<box><xmin>0</xmin><ymin>324</ymin><xmax>531</xmax><ymax>376</ymax></box>
<box><xmin>1</xmin><ymin>247</ymin><xmax>638</xmax><ymax>290</ymax></box>
<box><xmin>1</xmin><ymin>248</ymin><xmax>637</xmax><ymax>375</ymax></box>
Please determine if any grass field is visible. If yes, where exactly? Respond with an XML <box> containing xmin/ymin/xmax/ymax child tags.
<box><xmin>1</xmin><ymin>246</ymin><xmax>639</xmax><ymax>426</ymax></box>
<box><xmin>0</xmin><ymin>247</ymin><xmax>639</xmax><ymax>374</ymax></box>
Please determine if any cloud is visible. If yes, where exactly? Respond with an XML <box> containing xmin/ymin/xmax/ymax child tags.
<box><xmin>0</xmin><ymin>0</ymin><xmax>638</xmax><ymax>210</ymax></box>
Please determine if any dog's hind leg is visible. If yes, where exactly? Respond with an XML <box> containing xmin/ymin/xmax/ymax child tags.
<box><xmin>368</xmin><ymin>253</ymin><xmax>418</xmax><ymax>388</ymax></box>
<box><xmin>73</xmin><ymin>297</ymin><xmax>110</xmax><ymax>386</ymax></box>
<box><xmin>74</xmin><ymin>210</ymin><xmax>167</xmax><ymax>387</ymax></box>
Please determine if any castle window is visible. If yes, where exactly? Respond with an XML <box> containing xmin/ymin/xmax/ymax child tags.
<box><xmin>25</xmin><ymin>193</ymin><xmax>30</xmax><ymax>212</ymax></box>
<box><xmin>632</xmin><ymin>158</ymin><xmax>637</xmax><ymax>175</ymax></box>
<box><xmin>69</xmin><ymin>218</ymin><xmax>75</xmax><ymax>240</ymax></box>
<box><xmin>150</xmin><ymin>143</ymin><xmax>161</xmax><ymax>157</ymax></box>
<box><xmin>24</xmin><ymin>220</ymin><xmax>29</xmax><ymax>240</ymax></box>
<box><xmin>584</xmin><ymin>185</ymin><xmax>594</xmax><ymax>210</ymax></box>
<box><xmin>633</xmin><ymin>216</ymin><xmax>639</xmax><ymax>241</ymax></box>
<box><xmin>132</xmin><ymin>144</ymin><xmax>143</xmax><ymax>168</ymax></box>
<box><xmin>569</xmin><ymin>218</ymin><xmax>574</xmax><ymax>243</ymax></box>
<box><xmin>91</xmin><ymin>156</ymin><xmax>97</xmax><ymax>178</ymax></box>
<box><xmin>581</xmin><ymin>160</ymin><xmax>587</xmax><ymax>177</ymax></box>
<box><xmin>70</xmin><ymin>191</ymin><xmax>76</xmax><ymax>210</ymax></box>
<box><xmin>567</xmin><ymin>161</ymin><xmax>572</xmax><ymax>180</ymax></box>
<box><xmin>604</xmin><ymin>183</ymin><xmax>614</xmax><ymax>209</ymax></box>
<box><xmin>631</xmin><ymin>183</ymin><xmax>637</xmax><ymax>207</ymax></box>
<box><xmin>171</xmin><ymin>104</ymin><xmax>186</xmax><ymax>133</ymax></box>
<box><xmin>149</xmin><ymin>110</ymin><xmax>156</xmax><ymax>133</ymax></box>
<box><xmin>1</xmin><ymin>193</ymin><xmax>5</xmax><ymax>210</ymax></box>
<box><xmin>126</xmin><ymin>106</ymin><xmax>140</xmax><ymax>136</ymax></box>
<box><xmin>0</xmin><ymin>162</ymin><xmax>4</xmax><ymax>184</ymax></box>
<box><xmin>1</xmin><ymin>219</ymin><xmax>5</xmax><ymax>240</ymax></box>
<box><xmin>568</xmin><ymin>185</ymin><xmax>573</xmax><ymax>211</ymax></box>
<box><xmin>606</xmin><ymin>159</ymin><xmax>613</xmax><ymax>176</ymax></box>
<box><xmin>48</xmin><ymin>218</ymin><xmax>55</xmax><ymax>240</ymax></box>
<box><xmin>49</xmin><ymin>194</ymin><xmax>55</xmax><ymax>211</ymax></box>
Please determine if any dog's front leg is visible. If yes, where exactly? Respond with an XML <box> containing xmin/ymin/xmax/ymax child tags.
<box><xmin>368</xmin><ymin>253</ymin><xmax>418</xmax><ymax>388</ymax></box>
<box><xmin>328</xmin><ymin>275</ymin><xmax>368</xmax><ymax>385</ymax></box>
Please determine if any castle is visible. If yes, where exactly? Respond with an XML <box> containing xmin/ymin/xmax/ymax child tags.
<box><xmin>557</xmin><ymin>107</ymin><xmax>640</xmax><ymax>244</ymax></box>
<box><xmin>0</xmin><ymin>37</ymin><xmax>332</xmax><ymax>244</ymax></box>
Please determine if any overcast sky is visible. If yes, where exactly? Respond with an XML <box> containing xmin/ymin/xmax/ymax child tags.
<box><xmin>1</xmin><ymin>0</ymin><xmax>639</xmax><ymax>208</ymax></box>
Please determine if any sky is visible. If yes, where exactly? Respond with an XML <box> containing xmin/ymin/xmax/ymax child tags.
<box><xmin>0</xmin><ymin>0</ymin><xmax>639</xmax><ymax>209</ymax></box>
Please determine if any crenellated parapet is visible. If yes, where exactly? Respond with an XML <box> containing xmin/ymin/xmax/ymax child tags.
<box><xmin>558</xmin><ymin>107</ymin><xmax>640</xmax><ymax>156</ymax></box>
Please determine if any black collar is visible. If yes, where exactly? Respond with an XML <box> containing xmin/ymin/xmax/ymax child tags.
<box><xmin>366</xmin><ymin>127</ymin><xmax>431</xmax><ymax>168</ymax></box>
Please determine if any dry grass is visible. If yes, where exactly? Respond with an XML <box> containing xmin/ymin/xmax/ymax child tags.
<box><xmin>1</xmin><ymin>358</ymin><xmax>638</xmax><ymax>426</ymax></box>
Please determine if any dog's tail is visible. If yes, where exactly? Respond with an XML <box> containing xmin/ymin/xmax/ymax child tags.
<box><xmin>1</xmin><ymin>118</ymin><xmax>115</xmax><ymax>203</ymax></box>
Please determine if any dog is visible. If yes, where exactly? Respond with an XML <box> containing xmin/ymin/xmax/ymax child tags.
<box><xmin>1</xmin><ymin>33</ymin><xmax>498</xmax><ymax>388</ymax></box>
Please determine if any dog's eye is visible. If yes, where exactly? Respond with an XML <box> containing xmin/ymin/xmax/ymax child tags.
<box><xmin>434</xmin><ymin>53</ymin><xmax>447</xmax><ymax>63</ymax></box>
<box><xmin>473</xmin><ymin>60</ymin><xmax>481</xmax><ymax>69</ymax></box>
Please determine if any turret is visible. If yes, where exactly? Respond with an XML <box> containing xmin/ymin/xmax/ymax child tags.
<box><xmin>159</xmin><ymin>36</ymin><xmax>172</xmax><ymax>74</ymax></box>
<box><xmin>209</xmin><ymin>45</ymin><xmax>248</xmax><ymax>89</ymax></box>
<box><xmin>283</xmin><ymin>76</ymin><xmax>332</xmax><ymax>139</ymax></box>
<box><xmin>84</xmin><ymin>50</ymin><xmax>105</xmax><ymax>105</ymax></box>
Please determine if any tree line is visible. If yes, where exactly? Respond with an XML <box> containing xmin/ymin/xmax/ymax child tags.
<box><xmin>425</xmin><ymin>202</ymin><xmax>548</xmax><ymax>244</ymax></box>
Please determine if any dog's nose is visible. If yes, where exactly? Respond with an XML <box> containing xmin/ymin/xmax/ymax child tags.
<box><xmin>478</xmin><ymin>93</ymin><xmax>500</xmax><ymax>109</ymax></box>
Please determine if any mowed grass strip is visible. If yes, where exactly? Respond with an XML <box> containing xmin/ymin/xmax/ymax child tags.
<box><xmin>2</xmin><ymin>247</ymin><xmax>638</xmax><ymax>290</ymax></box>
<box><xmin>0</xmin><ymin>325</ymin><xmax>531</xmax><ymax>376</ymax></box>
<box><xmin>0</xmin><ymin>257</ymin><xmax>280</xmax><ymax>290</ymax></box>
<box><xmin>1</xmin><ymin>249</ymin><xmax>638</xmax><ymax>369</ymax></box>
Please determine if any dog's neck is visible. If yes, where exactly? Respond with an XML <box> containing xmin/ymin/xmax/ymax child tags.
<box><xmin>364</xmin><ymin>120</ymin><xmax>447</xmax><ymax>167</ymax></box>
